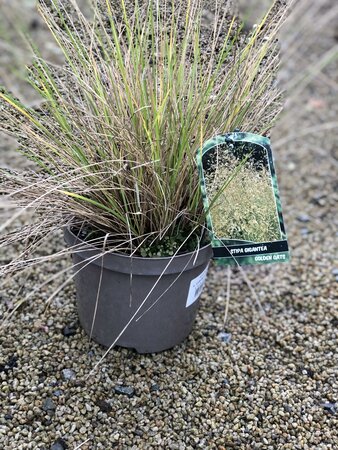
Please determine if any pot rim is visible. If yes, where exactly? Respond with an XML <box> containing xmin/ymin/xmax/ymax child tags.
<box><xmin>64</xmin><ymin>226</ymin><xmax>213</xmax><ymax>275</ymax></box>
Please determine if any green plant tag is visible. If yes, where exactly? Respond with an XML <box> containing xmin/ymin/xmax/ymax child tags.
<box><xmin>197</xmin><ymin>132</ymin><xmax>290</xmax><ymax>266</ymax></box>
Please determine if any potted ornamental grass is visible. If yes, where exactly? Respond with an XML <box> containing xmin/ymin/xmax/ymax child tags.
<box><xmin>0</xmin><ymin>0</ymin><xmax>288</xmax><ymax>353</ymax></box>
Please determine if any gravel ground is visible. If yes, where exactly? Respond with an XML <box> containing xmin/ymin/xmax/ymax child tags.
<box><xmin>0</xmin><ymin>1</ymin><xmax>337</xmax><ymax>449</ymax></box>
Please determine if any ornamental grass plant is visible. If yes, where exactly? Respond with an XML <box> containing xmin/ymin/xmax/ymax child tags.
<box><xmin>0</xmin><ymin>0</ymin><xmax>290</xmax><ymax>277</ymax></box>
<box><xmin>206</xmin><ymin>155</ymin><xmax>281</xmax><ymax>243</ymax></box>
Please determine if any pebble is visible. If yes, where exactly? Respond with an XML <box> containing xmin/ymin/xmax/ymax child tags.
<box><xmin>114</xmin><ymin>385</ymin><xmax>136</xmax><ymax>398</ymax></box>
<box><xmin>42</xmin><ymin>398</ymin><xmax>56</xmax><ymax>415</ymax></box>
<box><xmin>50</xmin><ymin>438</ymin><xmax>68</xmax><ymax>450</ymax></box>
<box><xmin>332</xmin><ymin>268</ymin><xmax>338</xmax><ymax>282</ymax></box>
<box><xmin>61</xmin><ymin>323</ymin><xmax>78</xmax><ymax>337</ymax></box>
<box><xmin>217</xmin><ymin>332</ymin><xmax>232</xmax><ymax>343</ymax></box>
<box><xmin>284</xmin><ymin>405</ymin><xmax>293</xmax><ymax>413</ymax></box>
<box><xmin>306</xmin><ymin>289</ymin><xmax>319</xmax><ymax>298</ymax></box>
<box><xmin>29</xmin><ymin>18</ymin><xmax>40</xmax><ymax>31</ymax></box>
<box><xmin>0</xmin><ymin>355</ymin><xmax>18</xmax><ymax>373</ymax></box>
<box><xmin>331</xmin><ymin>318</ymin><xmax>338</xmax><ymax>327</ymax></box>
<box><xmin>95</xmin><ymin>399</ymin><xmax>112</xmax><ymax>413</ymax></box>
<box><xmin>321</xmin><ymin>402</ymin><xmax>338</xmax><ymax>415</ymax></box>
<box><xmin>53</xmin><ymin>390</ymin><xmax>63</xmax><ymax>397</ymax></box>
<box><xmin>297</xmin><ymin>214</ymin><xmax>311</xmax><ymax>223</ymax></box>
<box><xmin>150</xmin><ymin>383</ymin><xmax>160</xmax><ymax>392</ymax></box>
<box><xmin>61</xmin><ymin>369</ymin><xmax>76</xmax><ymax>381</ymax></box>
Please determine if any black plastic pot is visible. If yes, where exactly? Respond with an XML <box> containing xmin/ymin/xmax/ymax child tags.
<box><xmin>64</xmin><ymin>228</ymin><xmax>212</xmax><ymax>353</ymax></box>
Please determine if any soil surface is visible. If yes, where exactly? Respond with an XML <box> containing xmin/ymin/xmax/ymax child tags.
<box><xmin>0</xmin><ymin>1</ymin><xmax>337</xmax><ymax>449</ymax></box>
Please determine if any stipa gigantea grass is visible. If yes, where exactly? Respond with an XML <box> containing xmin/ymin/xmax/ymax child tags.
<box><xmin>206</xmin><ymin>155</ymin><xmax>281</xmax><ymax>243</ymax></box>
<box><xmin>0</xmin><ymin>0</ymin><xmax>290</xmax><ymax>270</ymax></box>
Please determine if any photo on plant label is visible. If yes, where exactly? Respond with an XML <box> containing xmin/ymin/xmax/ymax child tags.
<box><xmin>203</xmin><ymin>140</ymin><xmax>282</xmax><ymax>243</ymax></box>
<box><xmin>197</xmin><ymin>132</ymin><xmax>290</xmax><ymax>266</ymax></box>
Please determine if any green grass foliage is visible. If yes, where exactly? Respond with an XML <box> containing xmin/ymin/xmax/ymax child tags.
<box><xmin>0</xmin><ymin>0</ymin><xmax>288</xmax><ymax>257</ymax></box>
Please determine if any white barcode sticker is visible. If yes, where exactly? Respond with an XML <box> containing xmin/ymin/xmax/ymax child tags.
<box><xmin>186</xmin><ymin>265</ymin><xmax>209</xmax><ymax>308</ymax></box>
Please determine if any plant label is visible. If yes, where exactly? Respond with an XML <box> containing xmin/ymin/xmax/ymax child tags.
<box><xmin>197</xmin><ymin>132</ymin><xmax>290</xmax><ymax>266</ymax></box>
<box><xmin>186</xmin><ymin>264</ymin><xmax>209</xmax><ymax>307</ymax></box>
